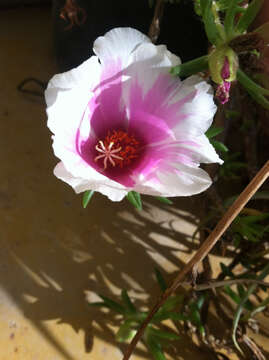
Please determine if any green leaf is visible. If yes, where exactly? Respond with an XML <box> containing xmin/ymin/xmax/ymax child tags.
<box><xmin>224</xmin><ymin>285</ymin><xmax>254</xmax><ymax>310</ymax></box>
<box><xmin>210</xmin><ymin>140</ymin><xmax>229</xmax><ymax>153</ymax></box>
<box><xmin>82</xmin><ymin>190</ymin><xmax>95</xmax><ymax>208</ymax></box>
<box><xmin>205</xmin><ymin>126</ymin><xmax>223</xmax><ymax>139</ymax></box>
<box><xmin>146</xmin><ymin>337</ymin><xmax>167</xmax><ymax>360</ymax></box>
<box><xmin>194</xmin><ymin>0</ymin><xmax>202</xmax><ymax>16</ymax></box>
<box><xmin>202</xmin><ymin>0</ymin><xmax>222</xmax><ymax>45</ymax></box>
<box><xmin>155</xmin><ymin>268</ymin><xmax>167</xmax><ymax>292</ymax></box>
<box><xmin>217</xmin><ymin>0</ymin><xmax>244</xmax><ymax>11</ymax></box>
<box><xmin>237</xmin><ymin>284</ymin><xmax>246</xmax><ymax>298</ymax></box>
<box><xmin>232</xmin><ymin>263</ymin><xmax>269</xmax><ymax>353</ymax></box>
<box><xmin>97</xmin><ymin>294</ymin><xmax>125</xmax><ymax>314</ymax></box>
<box><xmin>126</xmin><ymin>191</ymin><xmax>142</xmax><ymax>210</ymax></box>
<box><xmin>155</xmin><ymin>196</ymin><xmax>173</xmax><ymax>205</ymax></box>
<box><xmin>189</xmin><ymin>301</ymin><xmax>205</xmax><ymax>336</ymax></box>
<box><xmin>115</xmin><ymin>321</ymin><xmax>137</xmax><ymax>343</ymax></box>
<box><xmin>241</xmin><ymin>214</ymin><xmax>269</xmax><ymax>224</ymax></box>
<box><xmin>224</xmin><ymin>286</ymin><xmax>247</xmax><ymax>307</ymax></box>
<box><xmin>121</xmin><ymin>290</ymin><xmax>136</xmax><ymax>313</ymax></box>
<box><xmin>224</xmin><ymin>1</ymin><xmax>240</xmax><ymax>38</ymax></box>
<box><xmin>236</xmin><ymin>0</ymin><xmax>264</xmax><ymax>34</ymax></box>
<box><xmin>149</xmin><ymin>327</ymin><xmax>180</xmax><ymax>340</ymax></box>
<box><xmin>153</xmin><ymin>311</ymin><xmax>187</xmax><ymax>323</ymax></box>
<box><xmin>248</xmin><ymin>296</ymin><xmax>269</xmax><ymax>318</ymax></box>
<box><xmin>196</xmin><ymin>294</ymin><xmax>206</xmax><ymax>310</ymax></box>
<box><xmin>160</xmin><ymin>295</ymin><xmax>184</xmax><ymax>312</ymax></box>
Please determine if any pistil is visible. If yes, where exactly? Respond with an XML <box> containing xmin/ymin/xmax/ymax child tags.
<box><xmin>95</xmin><ymin>141</ymin><xmax>123</xmax><ymax>170</ymax></box>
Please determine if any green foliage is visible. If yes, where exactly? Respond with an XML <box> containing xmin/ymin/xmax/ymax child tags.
<box><xmin>154</xmin><ymin>268</ymin><xmax>168</xmax><ymax>292</ymax></box>
<box><xmin>126</xmin><ymin>191</ymin><xmax>143</xmax><ymax>210</ymax></box>
<box><xmin>155</xmin><ymin>196</ymin><xmax>173</xmax><ymax>205</ymax></box>
<box><xmin>205</xmin><ymin>126</ymin><xmax>223</xmax><ymax>139</ymax></box>
<box><xmin>89</xmin><ymin>270</ymin><xmax>183</xmax><ymax>360</ymax></box>
<box><xmin>195</xmin><ymin>0</ymin><xmax>244</xmax><ymax>15</ymax></box>
<box><xmin>82</xmin><ymin>190</ymin><xmax>95</xmax><ymax>208</ymax></box>
<box><xmin>121</xmin><ymin>289</ymin><xmax>137</xmax><ymax>313</ymax></box>
<box><xmin>200</xmin><ymin>0</ymin><xmax>224</xmax><ymax>45</ymax></box>
<box><xmin>224</xmin><ymin>0</ymin><xmax>244</xmax><ymax>38</ymax></box>
<box><xmin>206</xmin><ymin>126</ymin><xmax>228</xmax><ymax>153</ymax></box>
<box><xmin>236</xmin><ymin>0</ymin><xmax>264</xmax><ymax>34</ymax></box>
<box><xmin>210</xmin><ymin>140</ymin><xmax>229</xmax><ymax>153</ymax></box>
<box><xmin>232</xmin><ymin>263</ymin><xmax>269</xmax><ymax>353</ymax></box>
<box><xmin>188</xmin><ymin>294</ymin><xmax>206</xmax><ymax>337</ymax></box>
<box><xmin>232</xmin><ymin>213</ymin><xmax>269</xmax><ymax>242</ymax></box>
<box><xmin>219</xmin><ymin>152</ymin><xmax>246</xmax><ymax>179</ymax></box>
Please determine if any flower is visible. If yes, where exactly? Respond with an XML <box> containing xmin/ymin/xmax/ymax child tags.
<box><xmin>45</xmin><ymin>27</ymin><xmax>222</xmax><ymax>202</ymax></box>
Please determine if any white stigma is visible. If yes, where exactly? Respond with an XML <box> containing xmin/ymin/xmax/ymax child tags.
<box><xmin>94</xmin><ymin>141</ymin><xmax>123</xmax><ymax>170</ymax></box>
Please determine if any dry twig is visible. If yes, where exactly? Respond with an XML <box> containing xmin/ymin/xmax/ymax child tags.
<box><xmin>148</xmin><ymin>0</ymin><xmax>165</xmax><ymax>43</ymax></box>
<box><xmin>192</xmin><ymin>278</ymin><xmax>269</xmax><ymax>291</ymax></box>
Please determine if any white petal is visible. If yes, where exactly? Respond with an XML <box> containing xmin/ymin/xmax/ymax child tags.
<box><xmin>46</xmin><ymin>56</ymin><xmax>101</xmax><ymax>94</ymax></box>
<box><xmin>46</xmin><ymin>85</ymin><xmax>91</xmax><ymax>137</ymax></box>
<box><xmin>133</xmin><ymin>164</ymin><xmax>212</xmax><ymax>197</ymax></box>
<box><xmin>187</xmin><ymin>135</ymin><xmax>223</xmax><ymax>165</ymax></box>
<box><xmin>124</xmin><ymin>43</ymin><xmax>181</xmax><ymax>95</ymax></box>
<box><xmin>172</xmin><ymin>133</ymin><xmax>223</xmax><ymax>166</ymax></box>
<box><xmin>93</xmin><ymin>27</ymin><xmax>150</xmax><ymax>67</ymax></box>
<box><xmin>45</xmin><ymin>56</ymin><xmax>101</xmax><ymax>136</ymax></box>
<box><xmin>54</xmin><ymin>162</ymin><xmax>128</xmax><ymax>201</ymax></box>
<box><xmin>172</xmin><ymin>75</ymin><xmax>217</xmax><ymax>137</ymax></box>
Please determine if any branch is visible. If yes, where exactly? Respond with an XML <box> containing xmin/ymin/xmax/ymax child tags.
<box><xmin>148</xmin><ymin>0</ymin><xmax>165</xmax><ymax>43</ymax></box>
<box><xmin>192</xmin><ymin>278</ymin><xmax>269</xmax><ymax>291</ymax></box>
<box><xmin>122</xmin><ymin>160</ymin><xmax>269</xmax><ymax>360</ymax></box>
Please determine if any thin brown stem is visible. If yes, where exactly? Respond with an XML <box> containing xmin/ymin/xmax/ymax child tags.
<box><xmin>192</xmin><ymin>278</ymin><xmax>269</xmax><ymax>291</ymax></box>
<box><xmin>122</xmin><ymin>160</ymin><xmax>269</xmax><ymax>360</ymax></box>
<box><xmin>148</xmin><ymin>0</ymin><xmax>165</xmax><ymax>43</ymax></box>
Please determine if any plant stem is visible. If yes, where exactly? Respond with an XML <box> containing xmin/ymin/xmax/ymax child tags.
<box><xmin>122</xmin><ymin>160</ymin><xmax>269</xmax><ymax>360</ymax></box>
<box><xmin>170</xmin><ymin>55</ymin><xmax>209</xmax><ymax>77</ymax></box>
<box><xmin>237</xmin><ymin>69</ymin><xmax>269</xmax><ymax>96</ymax></box>
<box><xmin>148</xmin><ymin>0</ymin><xmax>165</xmax><ymax>43</ymax></box>
<box><xmin>192</xmin><ymin>278</ymin><xmax>269</xmax><ymax>291</ymax></box>
<box><xmin>232</xmin><ymin>262</ymin><xmax>269</xmax><ymax>354</ymax></box>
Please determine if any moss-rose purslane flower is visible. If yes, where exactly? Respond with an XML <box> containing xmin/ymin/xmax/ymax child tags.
<box><xmin>45</xmin><ymin>28</ymin><xmax>222</xmax><ymax>202</ymax></box>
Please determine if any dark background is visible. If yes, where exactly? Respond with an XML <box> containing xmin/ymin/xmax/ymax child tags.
<box><xmin>52</xmin><ymin>0</ymin><xmax>208</xmax><ymax>71</ymax></box>
<box><xmin>0</xmin><ymin>0</ymin><xmax>207</xmax><ymax>71</ymax></box>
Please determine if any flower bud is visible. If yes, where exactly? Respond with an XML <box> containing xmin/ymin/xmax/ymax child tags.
<box><xmin>209</xmin><ymin>46</ymin><xmax>238</xmax><ymax>104</ymax></box>
<box><xmin>209</xmin><ymin>45</ymin><xmax>238</xmax><ymax>84</ymax></box>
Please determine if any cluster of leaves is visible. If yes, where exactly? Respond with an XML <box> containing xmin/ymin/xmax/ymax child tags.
<box><xmin>220</xmin><ymin>261</ymin><xmax>269</xmax><ymax>354</ymax></box>
<box><xmin>173</xmin><ymin>0</ymin><xmax>269</xmax><ymax>109</ymax></box>
<box><xmin>82</xmin><ymin>189</ymin><xmax>172</xmax><ymax>210</ymax></box>
<box><xmin>89</xmin><ymin>269</ymin><xmax>207</xmax><ymax>360</ymax></box>
<box><xmin>198</xmin><ymin>182</ymin><xmax>269</xmax><ymax>356</ymax></box>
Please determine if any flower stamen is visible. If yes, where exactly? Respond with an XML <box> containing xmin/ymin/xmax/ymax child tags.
<box><xmin>95</xmin><ymin>140</ymin><xmax>123</xmax><ymax>169</ymax></box>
